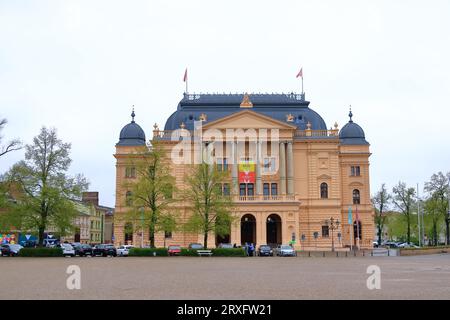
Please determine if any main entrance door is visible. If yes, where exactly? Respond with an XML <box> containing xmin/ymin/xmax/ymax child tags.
<box><xmin>241</xmin><ymin>214</ymin><xmax>256</xmax><ymax>245</ymax></box>
<box><xmin>266</xmin><ymin>214</ymin><xmax>282</xmax><ymax>246</ymax></box>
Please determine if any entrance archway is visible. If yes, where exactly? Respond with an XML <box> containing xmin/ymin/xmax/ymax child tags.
<box><xmin>267</xmin><ymin>214</ymin><xmax>282</xmax><ymax>246</ymax></box>
<box><xmin>241</xmin><ymin>214</ymin><xmax>256</xmax><ymax>245</ymax></box>
<box><xmin>353</xmin><ymin>221</ymin><xmax>362</xmax><ymax>244</ymax></box>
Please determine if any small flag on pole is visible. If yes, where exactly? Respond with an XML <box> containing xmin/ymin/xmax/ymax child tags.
<box><xmin>183</xmin><ymin>68</ymin><xmax>188</xmax><ymax>82</ymax></box>
<box><xmin>296</xmin><ymin>68</ymin><xmax>303</xmax><ymax>78</ymax></box>
<box><xmin>183</xmin><ymin>68</ymin><xmax>188</xmax><ymax>93</ymax></box>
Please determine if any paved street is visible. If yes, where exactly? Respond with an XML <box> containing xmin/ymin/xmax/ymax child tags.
<box><xmin>1</xmin><ymin>254</ymin><xmax>449</xmax><ymax>300</ymax></box>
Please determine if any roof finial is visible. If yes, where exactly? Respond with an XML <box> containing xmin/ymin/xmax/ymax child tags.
<box><xmin>131</xmin><ymin>106</ymin><xmax>136</xmax><ymax>123</ymax></box>
<box><xmin>348</xmin><ymin>105</ymin><xmax>353</xmax><ymax>123</ymax></box>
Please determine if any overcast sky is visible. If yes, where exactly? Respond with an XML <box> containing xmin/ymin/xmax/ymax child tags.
<box><xmin>1</xmin><ymin>0</ymin><xmax>449</xmax><ymax>207</ymax></box>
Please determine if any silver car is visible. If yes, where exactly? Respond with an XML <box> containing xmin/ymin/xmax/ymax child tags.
<box><xmin>275</xmin><ymin>245</ymin><xmax>297</xmax><ymax>257</ymax></box>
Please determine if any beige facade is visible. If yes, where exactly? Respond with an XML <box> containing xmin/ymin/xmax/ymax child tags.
<box><xmin>114</xmin><ymin>95</ymin><xmax>374</xmax><ymax>250</ymax></box>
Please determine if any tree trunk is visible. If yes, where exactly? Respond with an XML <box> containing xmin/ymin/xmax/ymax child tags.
<box><xmin>446</xmin><ymin>219</ymin><xmax>450</xmax><ymax>245</ymax></box>
<box><xmin>433</xmin><ymin>223</ymin><xmax>438</xmax><ymax>246</ymax></box>
<box><xmin>407</xmin><ymin>215</ymin><xmax>411</xmax><ymax>244</ymax></box>
<box><xmin>38</xmin><ymin>226</ymin><xmax>45</xmax><ymax>247</ymax></box>
<box><xmin>377</xmin><ymin>225</ymin><xmax>382</xmax><ymax>246</ymax></box>
<box><xmin>204</xmin><ymin>230</ymin><xmax>208</xmax><ymax>250</ymax></box>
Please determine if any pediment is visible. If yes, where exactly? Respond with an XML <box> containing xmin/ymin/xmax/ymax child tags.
<box><xmin>202</xmin><ymin>110</ymin><xmax>297</xmax><ymax>130</ymax></box>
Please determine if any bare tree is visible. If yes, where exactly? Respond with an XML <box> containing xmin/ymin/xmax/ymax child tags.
<box><xmin>0</xmin><ymin>118</ymin><xmax>22</xmax><ymax>158</ymax></box>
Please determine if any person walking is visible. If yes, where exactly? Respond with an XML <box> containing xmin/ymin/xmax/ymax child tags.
<box><xmin>249</xmin><ymin>243</ymin><xmax>255</xmax><ymax>257</ymax></box>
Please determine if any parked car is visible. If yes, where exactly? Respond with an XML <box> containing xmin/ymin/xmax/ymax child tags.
<box><xmin>188</xmin><ymin>243</ymin><xmax>204</xmax><ymax>250</ymax></box>
<box><xmin>93</xmin><ymin>244</ymin><xmax>117</xmax><ymax>257</ymax></box>
<box><xmin>275</xmin><ymin>245</ymin><xmax>297</xmax><ymax>257</ymax></box>
<box><xmin>383</xmin><ymin>241</ymin><xmax>400</xmax><ymax>248</ymax></box>
<box><xmin>73</xmin><ymin>244</ymin><xmax>93</xmax><ymax>257</ymax></box>
<box><xmin>168</xmin><ymin>245</ymin><xmax>182</xmax><ymax>256</ymax></box>
<box><xmin>257</xmin><ymin>245</ymin><xmax>274</xmax><ymax>257</ymax></box>
<box><xmin>218</xmin><ymin>243</ymin><xmax>234</xmax><ymax>249</ymax></box>
<box><xmin>43</xmin><ymin>237</ymin><xmax>60</xmax><ymax>248</ymax></box>
<box><xmin>57</xmin><ymin>243</ymin><xmax>75</xmax><ymax>257</ymax></box>
<box><xmin>1</xmin><ymin>244</ymin><xmax>23</xmax><ymax>256</ymax></box>
<box><xmin>397</xmin><ymin>242</ymin><xmax>420</xmax><ymax>248</ymax></box>
<box><xmin>117</xmin><ymin>245</ymin><xmax>134</xmax><ymax>257</ymax></box>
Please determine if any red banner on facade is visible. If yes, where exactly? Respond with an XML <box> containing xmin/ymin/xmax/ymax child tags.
<box><xmin>239</xmin><ymin>162</ymin><xmax>256</xmax><ymax>184</ymax></box>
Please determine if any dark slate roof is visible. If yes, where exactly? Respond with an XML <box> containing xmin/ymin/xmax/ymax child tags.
<box><xmin>164</xmin><ymin>93</ymin><xmax>327</xmax><ymax>131</ymax></box>
<box><xmin>117</xmin><ymin>111</ymin><xmax>146</xmax><ymax>146</ymax></box>
<box><xmin>339</xmin><ymin>111</ymin><xmax>369</xmax><ymax>145</ymax></box>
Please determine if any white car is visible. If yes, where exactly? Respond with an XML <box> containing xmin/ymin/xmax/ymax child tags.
<box><xmin>58</xmin><ymin>243</ymin><xmax>75</xmax><ymax>257</ymax></box>
<box><xmin>275</xmin><ymin>245</ymin><xmax>297</xmax><ymax>257</ymax></box>
<box><xmin>117</xmin><ymin>245</ymin><xmax>134</xmax><ymax>257</ymax></box>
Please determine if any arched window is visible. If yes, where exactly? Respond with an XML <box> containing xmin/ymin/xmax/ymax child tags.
<box><xmin>353</xmin><ymin>189</ymin><xmax>361</xmax><ymax>205</ymax></box>
<box><xmin>125</xmin><ymin>191</ymin><xmax>133</xmax><ymax>206</ymax></box>
<box><xmin>124</xmin><ymin>222</ymin><xmax>133</xmax><ymax>244</ymax></box>
<box><xmin>320</xmin><ymin>183</ymin><xmax>328</xmax><ymax>199</ymax></box>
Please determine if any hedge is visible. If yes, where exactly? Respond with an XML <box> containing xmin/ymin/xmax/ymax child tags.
<box><xmin>211</xmin><ymin>248</ymin><xmax>246</xmax><ymax>257</ymax></box>
<box><xmin>180</xmin><ymin>249</ymin><xmax>199</xmax><ymax>256</ymax></box>
<box><xmin>18</xmin><ymin>248</ymin><xmax>63</xmax><ymax>257</ymax></box>
<box><xmin>128</xmin><ymin>248</ymin><xmax>169</xmax><ymax>257</ymax></box>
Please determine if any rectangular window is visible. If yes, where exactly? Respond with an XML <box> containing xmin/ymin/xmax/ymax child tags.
<box><xmin>165</xmin><ymin>231</ymin><xmax>172</xmax><ymax>239</ymax></box>
<box><xmin>223</xmin><ymin>183</ymin><xmax>230</xmax><ymax>196</ymax></box>
<box><xmin>247</xmin><ymin>184</ymin><xmax>254</xmax><ymax>197</ymax></box>
<box><xmin>351</xmin><ymin>166</ymin><xmax>361</xmax><ymax>176</ymax></box>
<box><xmin>125</xmin><ymin>167</ymin><xmax>136</xmax><ymax>178</ymax></box>
<box><xmin>263</xmin><ymin>183</ymin><xmax>270</xmax><ymax>196</ymax></box>
<box><xmin>240</xmin><ymin>183</ymin><xmax>247</xmax><ymax>197</ymax></box>
<box><xmin>263</xmin><ymin>157</ymin><xmax>276</xmax><ymax>173</ymax></box>
<box><xmin>322</xmin><ymin>226</ymin><xmax>330</xmax><ymax>238</ymax></box>
<box><xmin>217</xmin><ymin>158</ymin><xmax>228</xmax><ymax>172</ymax></box>
<box><xmin>271</xmin><ymin>183</ymin><xmax>278</xmax><ymax>196</ymax></box>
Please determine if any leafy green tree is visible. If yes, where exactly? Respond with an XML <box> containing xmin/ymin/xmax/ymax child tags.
<box><xmin>5</xmin><ymin>127</ymin><xmax>88</xmax><ymax>246</ymax></box>
<box><xmin>392</xmin><ymin>182</ymin><xmax>416</xmax><ymax>244</ymax></box>
<box><xmin>183</xmin><ymin>162</ymin><xmax>235</xmax><ymax>249</ymax></box>
<box><xmin>423</xmin><ymin>196</ymin><xmax>444</xmax><ymax>246</ymax></box>
<box><xmin>122</xmin><ymin>142</ymin><xmax>177</xmax><ymax>248</ymax></box>
<box><xmin>0</xmin><ymin>118</ymin><xmax>21</xmax><ymax>158</ymax></box>
<box><xmin>372</xmin><ymin>183</ymin><xmax>390</xmax><ymax>246</ymax></box>
<box><xmin>424</xmin><ymin>172</ymin><xmax>450</xmax><ymax>245</ymax></box>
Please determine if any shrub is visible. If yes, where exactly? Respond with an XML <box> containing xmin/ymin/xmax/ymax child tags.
<box><xmin>180</xmin><ymin>249</ymin><xmax>199</xmax><ymax>256</ymax></box>
<box><xmin>211</xmin><ymin>248</ymin><xmax>246</xmax><ymax>257</ymax></box>
<box><xmin>18</xmin><ymin>247</ymin><xmax>63</xmax><ymax>257</ymax></box>
<box><xmin>128</xmin><ymin>248</ymin><xmax>168</xmax><ymax>257</ymax></box>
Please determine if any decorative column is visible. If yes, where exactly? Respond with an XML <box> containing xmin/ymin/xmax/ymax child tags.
<box><xmin>279</xmin><ymin>142</ymin><xmax>286</xmax><ymax>195</ymax></box>
<box><xmin>287</xmin><ymin>141</ymin><xmax>294</xmax><ymax>195</ymax></box>
<box><xmin>256</xmin><ymin>141</ymin><xmax>262</xmax><ymax>195</ymax></box>
<box><xmin>232</xmin><ymin>141</ymin><xmax>239</xmax><ymax>195</ymax></box>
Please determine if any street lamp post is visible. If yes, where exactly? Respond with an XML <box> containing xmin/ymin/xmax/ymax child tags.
<box><xmin>325</xmin><ymin>217</ymin><xmax>341</xmax><ymax>252</ymax></box>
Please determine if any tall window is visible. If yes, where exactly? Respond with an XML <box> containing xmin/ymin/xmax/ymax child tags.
<box><xmin>217</xmin><ymin>158</ymin><xmax>228</xmax><ymax>172</ymax></box>
<box><xmin>322</xmin><ymin>225</ymin><xmax>329</xmax><ymax>238</ymax></box>
<box><xmin>320</xmin><ymin>183</ymin><xmax>328</xmax><ymax>199</ymax></box>
<box><xmin>124</xmin><ymin>223</ymin><xmax>133</xmax><ymax>243</ymax></box>
<box><xmin>353</xmin><ymin>189</ymin><xmax>361</xmax><ymax>205</ymax></box>
<box><xmin>247</xmin><ymin>184</ymin><xmax>254</xmax><ymax>197</ymax></box>
<box><xmin>240</xmin><ymin>184</ymin><xmax>246</xmax><ymax>197</ymax></box>
<box><xmin>125</xmin><ymin>191</ymin><xmax>133</xmax><ymax>206</ymax></box>
<box><xmin>239</xmin><ymin>183</ymin><xmax>254</xmax><ymax>197</ymax></box>
<box><xmin>351</xmin><ymin>166</ymin><xmax>361</xmax><ymax>176</ymax></box>
<box><xmin>263</xmin><ymin>183</ymin><xmax>270</xmax><ymax>196</ymax></box>
<box><xmin>271</xmin><ymin>183</ymin><xmax>278</xmax><ymax>196</ymax></box>
<box><xmin>125</xmin><ymin>167</ymin><xmax>136</xmax><ymax>178</ymax></box>
<box><xmin>263</xmin><ymin>157</ymin><xmax>276</xmax><ymax>173</ymax></box>
<box><xmin>223</xmin><ymin>183</ymin><xmax>230</xmax><ymax>196</ymax></box>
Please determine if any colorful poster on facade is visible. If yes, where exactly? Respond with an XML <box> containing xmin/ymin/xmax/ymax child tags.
<box><xmin>239</xmin><ymin>161</ymin><xmax>256</xmax><ymax>183</ymax></box>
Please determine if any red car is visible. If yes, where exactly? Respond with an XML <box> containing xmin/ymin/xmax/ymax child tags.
<box><xmin>168</xmin><ymin>245</ymin><xmax>182</xmax><ymax>256</ymax></box>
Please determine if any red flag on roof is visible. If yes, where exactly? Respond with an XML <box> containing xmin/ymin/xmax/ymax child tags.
<box><xmin>296</xmin><ymin>68</ymin><xmax>303</xmax><ymax>78</ymax></box>
<box><xmin>183</xmin><ymin>68</ymin><xmax>188</xmax><ymax>82</ymax></box>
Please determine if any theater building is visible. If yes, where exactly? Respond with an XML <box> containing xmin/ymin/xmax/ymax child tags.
<box><xmin>114</xmin><ymin>93</ymin><xmax>374</xmax><ymax>250</ymax></box>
